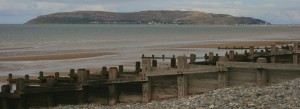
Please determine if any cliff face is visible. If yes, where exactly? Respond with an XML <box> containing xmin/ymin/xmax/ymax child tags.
<box><xmin>25</xmin><ymin>10</ymin><xmax>269</xmax><ymax>25</ymax></box>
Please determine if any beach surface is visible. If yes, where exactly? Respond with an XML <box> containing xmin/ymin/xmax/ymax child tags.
<box><xmin>0</xmin><ymin>40</ymin><xmax>295</xmax><ymax>83</ymax></box>
<box><xmin>0</xmin><ymin>52</ymin><xmax>115</xmax><ymax>61</ymax></box>
<box><xmin>179</xmin><ymin>40</ymin><xmax>295</xmax><ymax>48</ymax></box>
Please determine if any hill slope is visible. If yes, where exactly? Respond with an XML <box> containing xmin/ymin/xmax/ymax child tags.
<box><xmin>26</xmin><ymin>10</ymin><xmax>269</xmax><ymax>25</ymax></box>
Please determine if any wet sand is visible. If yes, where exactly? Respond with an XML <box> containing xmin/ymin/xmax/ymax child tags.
<box><xmin>0</xmin><ymin>52</ymin><xmax>115</xmax><ymax>61</ymax></box>
<box><xmin>179</xmin><ymin>41</ymin><xmax>295</xmax><ymax>48</ymax></box>
<box><xmin>0</xmin><ymin>47</ymin><xmax>34</xmax><ymax>51</ymax></box>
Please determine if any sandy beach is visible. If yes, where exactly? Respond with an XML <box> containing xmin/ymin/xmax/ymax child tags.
<box><xmin>0</xmin><ymin>52</ymin><xmax>115</xmax><ymax>61</ymax></box>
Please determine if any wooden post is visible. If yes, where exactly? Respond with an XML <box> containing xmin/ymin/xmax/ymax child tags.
<box><xmin>218</xmin><ymin>56</ymin><xmax>228</xmax><ymax>87</ymax></box>
<box><xmin>293</xmin><ymin>54</ymin><xmax>298</xmax><ymax>64</ymax></box>
<box><xmin>256</xmin><ymin>58</ymin><xmax>268</xmax><ymax>86</ymax></box>
<box><xmin>249</xmin><ymin>46</ymin><xmax>254</xmax><ymax>55</ymax></box>
<box><xmin>136</xmin><ymin>61</ymin><xmax>141</xmax><ymax>72</ymax></box>
<box><xmin>209</xmin><ymin>52</ymin><xmax>214</xmax><ymax>62</ymax></box>
<box><xmin>177</xmin><ymin>74</ymin><xmax>187</xmax><ymax>98</ymax></box>
<box><xmin>1</xmin><ymin>85</ymin><xmax>11</xmax><ymax>93</ymax></box>
<box><xmin>38</xmin><ymin>71</ymin><xmax>44</xmax><ymax>80</ymax></box>
<box><xmin>271</xmin><ymin>56</ymin><xmax>276</xmax><ymax>63</ymax></box>
<box><xmin>293</xmin><ymin>42</ymin><xmax>299</xmax><ymax>64</ymax></box>
<box><xmin>24</xmin><ymin>75</ymin><xmax>29</xmax><ymax>82</ymax></box>
<box><xmin>229</xmin><ymin>50</ymin><xmax>234</xmax><ymax>60</ymax></box>
<box><xmin>8</xmin><ymin>74</ymin><xmax>12</xmax><ymax>81</ymax></box>
<box><xmin>189</xmin><ymin>54</ymin><xmax>196</xmax><ymax>64</ymax></box>
<box><xmin>47</xmin><ymin>93</ymin><xmax>55</xmax><ymax>107</ymax></box>
<box><xmin>142</xmin><ymin>58</ymin><xmax>152</xmax><ymax>74</ymax></box>
<box><xmin>218</xmin><ymin>71</ymin><xmax>228</xmax><ymax>88</ymax></box>
<box><xmin>171</xmin><ymin>55</ymin><xmax>176</xmax><ymax>68</ymax></box>
<box><xmin>77</xmin><ymin>69</ymin><xmax>88</xmax><ymax>84</ymax></box>
<box><xmin>294</xmin><ymin>42</ymin><xmax>299</xmax><ymax>52</ymax></box>
<box><xmin>152</xmin><ymin>60</ymin><xmax>157</xmax><ymax>67</ymax></box>
<box><xmin>109</xmin><ymin>67</ymin><xmax>118</xmax><ymax>81</ymax></box>
<box><xmin>1</xmin><ymin>84</ymin><xmax>11</xmax><ymax>109</ymax></box>
<box><xmin>47</xmin><ymin>77</ymin><xmax>55</xmax><ymax>88</ymax></box>
<box><xmin>16</xmin><ymin>78</ymin><xmax>25</xmax><ymax>92</ymax></box>
<box><xmin>142</xmin><ymin>79</ymin><xmax>151</xmax><ymax>103</ymax></box>
<box><xmin>204</xmin><ymin>53</ymin><xmax>209</xmax><ymax>61</ymax></box>
<box><xmin>142</xmin><ymin>58</ymin><xmax>152</xmax><ymax>103</ymax></box>
<box><xmin>55</xmin><ymin>72</ymin><xmax>59</xmax><ymax>78</ymax></box>
<box><xmin>119</xmin><ymin>65</ymin><xmax>123</xmax><ymax>73</ymax></box>
<box><xmin>108</xmin><ymin>67</ymin><xmax>118</xmax><ymax>106</ymax></box>
<box><xmin>178</xmin><ymin>56</ymin><xmax>188</xmax><ymax>69</ymax></box>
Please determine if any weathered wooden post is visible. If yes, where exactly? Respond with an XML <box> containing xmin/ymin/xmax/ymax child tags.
<box><xmin>218</xmin><ymin>56</ymin><xmax>229</xmax><ymax>88</ymax></box>
<box><xmin>55</xmin><ymin>72</ymin><xmax>59</xmax><ymax>78</ymax></box>
<box><xmin>16</xmin><ymin>78</ymin><xmax>25</xmax><ymax>92</ymax></box>
<box><xmin>136</xmin><ymin>61</ymin><xmax>141</xmax><ymax>72</ymax></box>
<box><xmin>1</xmin><ymin>85</ymin><xmax>11</xmax><ymax>109</ymax></box>
<box><xmin>8</xmin><ymin>74</ymin><xmax>12</xmax><ymax>81</ymax></box>
<box><xmin>215</xmin><ymin>54</ymin><xmax>219</xmax><ymax>62</ymax></box>
<box><xmin>229</xmin><ymin>50</ymin><xmax>234</xmax><ymax>60</ymax></box>
<box><xmin>142</xmin><ymin>58</ymin><xmax>152</xmax><ymax>73</ymax></box>
<box><xmin>256</xmin><ymin>58</ymin><xmax>268</xmax><ymax>86</ymax></box>
<box><xmin>249</xmin><ymin>46</ymin><xmax>254</xmax><ymax>55</ymax></box>
<box><xmin>225</xmin><ymin>52</ymin><xmax>229</xmax><ymax>57</ymax></box>
<box><xmin>178</xmin><ymin>56</ymin><xmax>188</xmax><ymax>70</ymax></box>
<box><xmin>141</xmin><ymin>58</ymin><xmax>152</xmax><ymax>103</ymax></box>
<box><xmin>162</xmin><ymin>54</ymin><xmax>165</xmax><ymax>61</ymax></box>
<box><xmin>177</xmin><ymin>74</ymin><xmax>187</xmax><ymax>98</ymax></box>
<box><xmin>24</xmin><ymin>75</ymin><xmax>29</xmax><ymax>82</ymax></box>
<box><xmin>101</xmin><ymin>66</ymin><xmax>108</xmax><ymax>78</ymax></box>
<box><xmin>244</xmin><ymin>50</ymin><xmax>248</xmax><ymax>55</ymax></box>
<box><xmin>209</xmin><ymin>52</ymin><xmax>214</xmax><ymax>62</ymax></box>
<box><xmin>152</xmin><ymin>60</ymin><xmax>157</xmax><ymax>67</ymax></box>
<box><xmin>294</xmin><ymin>42</ymin><xmax>299</xmax><ymax>52</ymax></box>
<box><xmin>189</xmin><ymin>54</ymin><xmax>196</xmax><ymax>64</ymax></box>
<box><xmin>77</xmin><ymin>69</ymin><xmax>88</xmax><ymax>84</ymax></box>
<box><xmin>177</xmin><ymin>56</ymin><xmax>188</xmax><ymax>98</ymax></box>
<box><xmin>293</xmin><ymin>42</ymin><xmax>299</xmax><ymax>64</ymax></box>
<box><xmin>39</xmin><ymin>71</ymin><xmax>44</xmax><ymax>80</ymax></box>
<box><xmin>204</xmin><ymin>53</ymin><xmax>209</xmax><ymax>61</ymax></box>
<box><xmin>108</xmin><ymin>67</ymin><xmax>118</xmax><ymax>106</ymax></box>
<box><xmin>47</xmin><ymin>77</ymin><xmax>55</xmax><ymax>88</ymax></box>
<box><xmin>171</xmin><ymin>55</ymin><xmax>177</xmax><ymax>68</ymax></box>
<box><xmin>271</xmin><ymin>44</ymin><xmax>276</xmax><ymax>63</ymax></box>
<box><xmin>119</xmin><ymin>65</ymin><xmax>124</xmax><ymax>73</ymax></box>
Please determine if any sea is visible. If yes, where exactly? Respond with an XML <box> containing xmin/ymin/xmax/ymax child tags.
<box><xmin>0</xmin><ymin>24</ymin><xmax>300</xmax><ymax>77</ymax></box>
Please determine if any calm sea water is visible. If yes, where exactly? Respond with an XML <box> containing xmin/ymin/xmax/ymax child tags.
<box><xmin>0</xmin><ymin>24</ymin><xmax>300</xmax><ymax>77</ymax></box>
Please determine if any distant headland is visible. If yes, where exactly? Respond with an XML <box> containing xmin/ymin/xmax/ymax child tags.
<box><xmin>25</xmin><ymin>10</ymin><xmax>269</xmax><ymax>25</ymax></box>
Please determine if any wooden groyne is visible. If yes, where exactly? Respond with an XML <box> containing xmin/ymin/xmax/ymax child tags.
<box><xmin>1</xmin><ymin>41</ymin><xmax>300</xmax><ymax>109</ymax></box>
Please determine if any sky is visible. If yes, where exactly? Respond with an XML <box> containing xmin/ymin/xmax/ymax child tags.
<box><xmin>0</xmin><ymin>0</ymin><xmax>300</xmax><ymax>24</ymax></box>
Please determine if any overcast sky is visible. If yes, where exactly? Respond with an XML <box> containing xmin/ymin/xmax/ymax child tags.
<box><xmin>0</xmin><ymin>0</ymin><xmax>300</xmax><ymax>24</ymax></box>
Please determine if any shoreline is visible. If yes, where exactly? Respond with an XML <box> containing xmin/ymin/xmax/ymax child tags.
<box><xmin>0</xmin><ymin>52</ymin><xmax>115</xmax><ymax>61</ymax></box>
<box><xmin>178</xmin><ymin>40</ymin><xmax>297</xmax><ymax>48</ymax></box>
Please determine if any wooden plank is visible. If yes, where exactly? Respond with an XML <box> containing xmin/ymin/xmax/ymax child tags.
<box><xmin>221</xmin><ymin>62</ymin><xmax>300</xmax><ymax>70</ymax></box>
<box><xmin>147</xmin><ymin>66</ymin><xmax>223</xmax><ymax>76</ymax></box>
<box><xmin>21</xmin><ymin>86</ymin><xmax>79</xmax><ymax>94</ymax></box>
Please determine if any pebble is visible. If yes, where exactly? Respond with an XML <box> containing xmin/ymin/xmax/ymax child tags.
<box><xmin>50</xmin><ymin>78</ymin><xmax>300</xmax><ymax>109</ymax></box>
